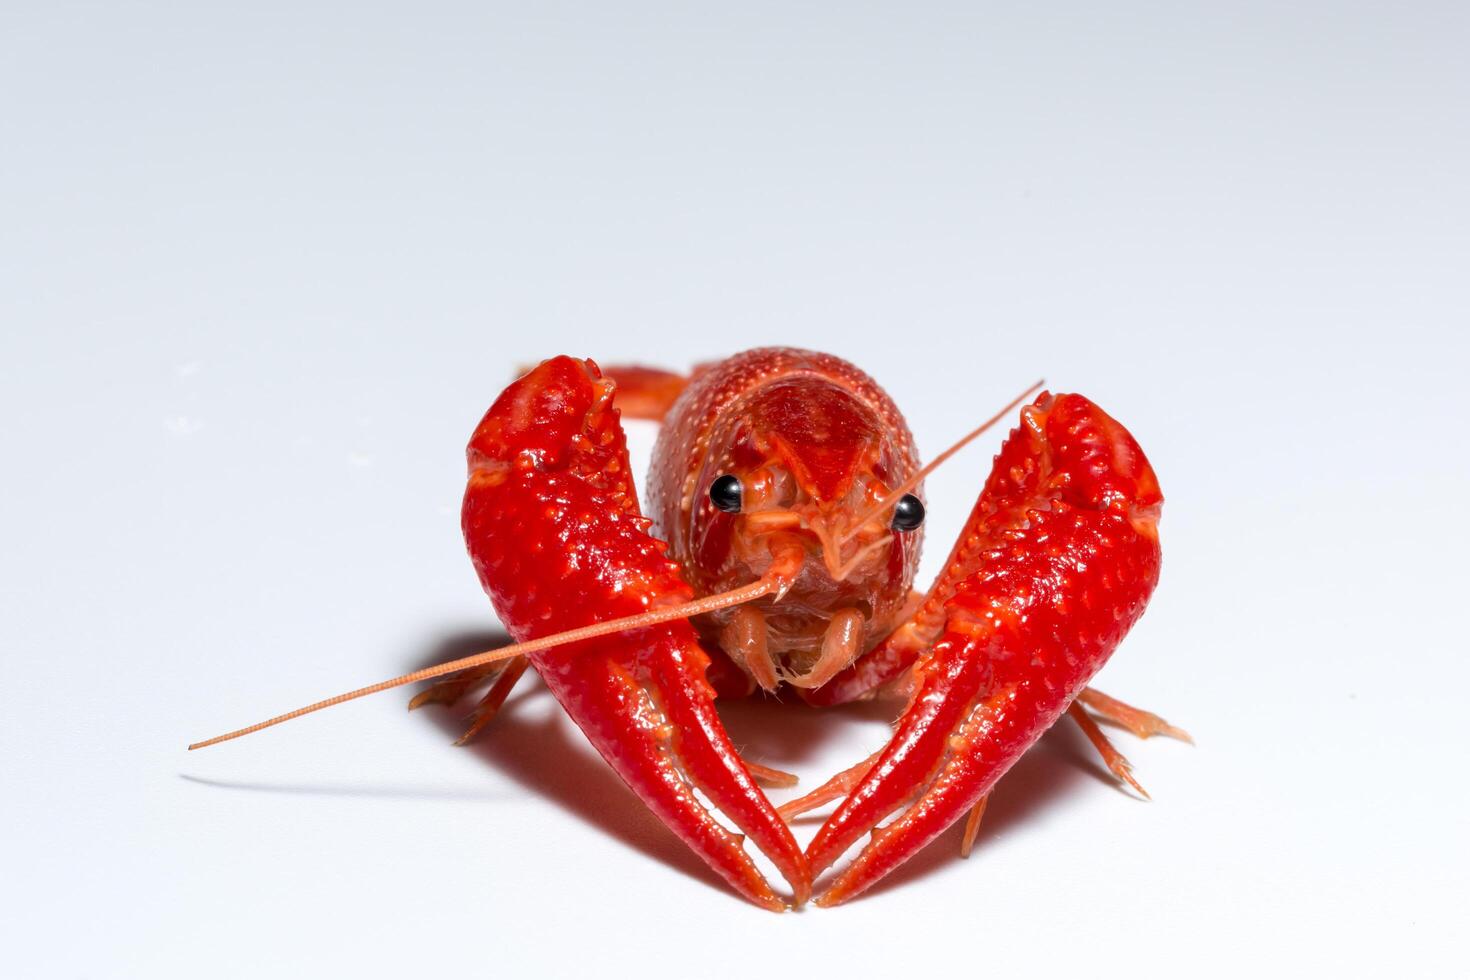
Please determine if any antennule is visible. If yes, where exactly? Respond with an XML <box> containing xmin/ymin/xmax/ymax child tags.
<box><xmin>188</xmin><ymin>577</ymin><xmax>779</xmax><ymax>751</ymax></box>
<box><xmin>838</xmin><ymin>379</ymin><xmax>1045</xmax><ymax>545</ymax></box>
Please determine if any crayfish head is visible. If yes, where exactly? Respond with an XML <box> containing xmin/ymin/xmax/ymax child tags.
<box><xmin>685</xmin><ymin>375</ymin><xmax>923</xmax><ymax>678</ymax></box>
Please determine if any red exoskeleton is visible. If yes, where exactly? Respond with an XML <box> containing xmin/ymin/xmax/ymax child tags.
<box><xmin>192</xmin><ymin>348</ymin><xmax>1188</xmax><ymax>910</ymax></box>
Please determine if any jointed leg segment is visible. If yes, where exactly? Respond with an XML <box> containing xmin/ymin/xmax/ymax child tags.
<box><xmin>777</xmin><ymin>751</ymin><xmax>880</xmax><ymax>822</ymax></box>
<box><xmin>407</xmin><ymin>655</ymin><xmax>532</xmax><ymax>746</ymax></box>
<box><xmin>455</xmin><ymin>656</ymin><xmax>530</xmax><ymax>745</ymax></box>
<box><xmin>1077</xmin><ymin>687</ymin><xmax>1193</xmax><ymax>743</ymax></box>
<box><xmin>959</xmin><ymin>795</ymin><xmax>990</xmax><ymax>858</ymax></box>
<box><xmin>1068</xmin><ymin>702</ymin><xmax>1149</xmax><ymax>799</ymax></box>
<box><xmin>407</xmin><ymin>661</ymin><xmax>507</xmax><ymax>712</ymax></box>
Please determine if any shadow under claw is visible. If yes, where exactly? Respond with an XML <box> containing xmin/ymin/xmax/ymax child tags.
<box><xmin>715</xmin><ymin>693</ymin><xmax>896</xmax><ymax>777</ymax></box>
<box><xmin>411</xmin><ymin>628</ymin><xmax>1136</xmax><ymax>908</ymax></box>
<box><xmin>182</xmin><ymin>625</ymin><xmax>1139</xmax><ymax>905</ymax></box>
<box><xmin>818</xmin><ymin>717</ymin><xmax>1136</xmax><ymax>904</ymax></box>
<box><xmin>409</xmin><ymin>629</ymin><xmax>734</xmax><ymax>898</ymax></box>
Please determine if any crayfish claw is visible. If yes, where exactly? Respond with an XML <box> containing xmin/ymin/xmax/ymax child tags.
<box><xmin>461</xmin><ymin>356</ymin><xmax>809</xmax><ymax>910</ymax></box>
<box><xmin>805</xmin><ymin>393</ymin><xmax>1167</xmax><ymax>906</ymax></box>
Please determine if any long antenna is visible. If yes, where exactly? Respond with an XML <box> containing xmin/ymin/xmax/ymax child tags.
<box><xmin>188</xmin><ymin>578</ymin><xmax>778</xmax><ymax>751</ymax></box>
<box><xmin>838</xmin><ymin>379</ymin><xmax>1045</xmax><ymax>545</ymax></box>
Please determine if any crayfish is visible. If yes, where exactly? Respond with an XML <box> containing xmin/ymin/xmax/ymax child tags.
<box><xmin>192</xmin><ymin>347</ymin><xmax>1188</xmax><ymax>909</ymax></box>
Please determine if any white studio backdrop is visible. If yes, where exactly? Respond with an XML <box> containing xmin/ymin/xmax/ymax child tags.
<box><xmin>2</xmin><ymin>3</ymin><xmax>1466</xmax><ymax>978</ymax></box>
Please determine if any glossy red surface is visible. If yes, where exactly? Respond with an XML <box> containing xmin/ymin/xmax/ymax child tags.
<box><xmin>462</xmin><ymin>356</ymin><xmax>806</xmax><ymax>909</ymax></box>
<box><xmin>805</xmin><ymin>393</ymin><xmax>1163</xmax><ymax>904</ymax></box>
<box><xmin>461</xmin><ymin>351</ymin><xmax>1163</xmax><ymax>909</ymax></box>
<box><xmin>646</xmin><ymin>348</ymin><xmax>921</xmax><ymax>664</ymax></box>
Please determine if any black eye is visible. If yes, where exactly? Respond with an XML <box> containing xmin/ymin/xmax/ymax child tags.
<box><xmin>891</xmin><ymin>493</ymin><xmax>924</xmax><ymax>531</ymax></box>
<box><xmin>709</xmin><ymin>474</ymin><xmax>743</xmax><ymax>513</ymax></box>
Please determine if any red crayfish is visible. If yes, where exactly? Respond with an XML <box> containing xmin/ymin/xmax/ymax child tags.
<box><xmin>192</xmin><ymin>347</ymin><xmax>1188</xmax><ymax>910</ymax></box>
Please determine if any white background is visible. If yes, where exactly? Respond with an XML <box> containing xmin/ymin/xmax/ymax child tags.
<box><xmin>3</xmin><ymin>3</ymin><xmax>1466</xmax><ymax>977</ymax></box>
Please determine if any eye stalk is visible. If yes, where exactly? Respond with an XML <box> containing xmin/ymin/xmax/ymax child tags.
<box><xmin>709</xmin><ymin>474</ymin><xmax>743</xmax><ymax>513</ymax></box>
<box><xmin>891</xmin><ymin>493</ymin><xmax>925</xmax><ymax>532</ymax></box>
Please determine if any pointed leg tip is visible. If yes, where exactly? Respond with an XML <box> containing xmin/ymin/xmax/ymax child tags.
<box><xmin>1119</xmin><ymin>768</ymin><xmax>1151</xmax><ymax>800</ymax></box>
<box><xmin>1105</xmin><ymin>758</ymin><xmax>1149</xmax><ymax>799</ymax></box>
<box><xmin>408</xmin><ymin>687</ymin><xmax>463</xmax><ymax>712</ymax></box>
<box><xmin>742</xmin><ymin>759</ymin><xmax>800</xmax><ymax>789</ymax></box>
<box><xmin>1080</xmin><ymin>688</ymin><xmax>1193</xmax><ymax>744</ymax></box>
<box><xmin>454</xmin><ymin>717</ymin><xmax>493</xmax><ymax>745</ymax></box>
<box><xmin>776</xmin><ymin>795</ymin><xmax>826</xmax><ymax>822</ymax></box>
<box><xmin>1145</xmin><ymin>719</ymin><xmax>1193</xmax><ymax>744</ymax></box>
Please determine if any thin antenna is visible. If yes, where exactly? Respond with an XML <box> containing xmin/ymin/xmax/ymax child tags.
<box><xmin>838</xmin><ymin>379</ymin><xmax>1045</xmax><ymax>545</ymax></box>
<box><xmin>188</xmin><ymin>577</ymin><xmax>778</xmax><ymax>751</ymax></box>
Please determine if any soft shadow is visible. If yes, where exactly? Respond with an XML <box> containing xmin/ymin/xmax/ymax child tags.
<box><xmin>177</xmin><ymin>628</ymin><xmax>531</xmax><ymax>804</ymax></box>
<box><xmin>715</xmin><ymin>693</ymin><xmax>896</xmax><ymax>773</ymax></box>
<box><xmin>408</xmin><ymin>629</ymin><xmax>732</xmax><ymax>897</ymax></box>
<box><xmin>178</xmin><ymin>773</ymin><xmax>510</xmax><ymax>804</ymax></box>
<box><xmin>826</xmin><ymin>717</ymin><xmax>1142</xmax><ymax>904</ymax></box>
<box><xmin>408</xmin><ymin>629</ymin><xmax>1138</xmax><ymax>908</ymax></box>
